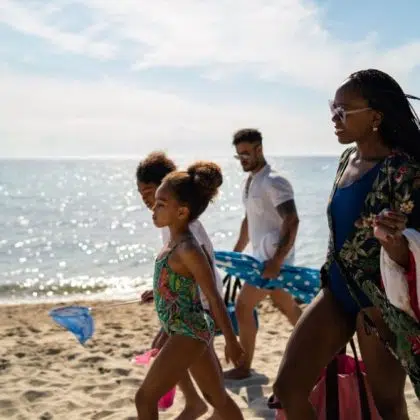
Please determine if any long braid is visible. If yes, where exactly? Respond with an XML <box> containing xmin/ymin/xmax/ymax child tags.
<box><xmin>348</xmin><ymin>69</ymin><xmax>420</xmax><ymax>161</ymax></box>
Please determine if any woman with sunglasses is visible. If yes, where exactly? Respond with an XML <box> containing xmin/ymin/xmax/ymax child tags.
<box><xmin>271</xmin><ymin>69</ymin><xmax>420</xmax><ymax>419</ymax></box>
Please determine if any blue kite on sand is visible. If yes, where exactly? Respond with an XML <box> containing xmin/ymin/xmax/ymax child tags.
<box><xmin>214</xmin><ymin>250</ymin><xmax>320</xmax><ymax>304</ymax></box>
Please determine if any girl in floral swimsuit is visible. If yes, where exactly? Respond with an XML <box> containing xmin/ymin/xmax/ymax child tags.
<box><xmin>153</xmin><ymin>241</ymin><xmax>215</xmax><ymax>344</ymax></box>
<box><xmin>135</xmin><ymin>161</ymin><xmax>245</xmax><ymax>420</ymax></box>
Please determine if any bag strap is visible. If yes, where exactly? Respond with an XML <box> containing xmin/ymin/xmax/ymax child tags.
<box><xmin>231</xmin><ymin>277</ymin><xmax>242</xmax><ymax>302</ymax></box>
<box><xmin>325</xmin><ymin>346</ymin><xmax>347</xmax><ymax>420</ymax></box>
<box><xmin>325</xmin><ymin>339</ymin><xmax>371</xmax><ymax>420</ymax></box>
<box><xmin>222</xmin><ymin>275</ymin><xmax>243</xmax><ymax>305</ymax></box>
<box><xmin>223</xmin><ymin>274</ymin><xmax>232</xmax><ymax>306</ymax></box>
<box><xmin>325</xmin><ymin>354</ymin><xmax>340</xmax><ymax>420</ymax></box>
<box><xmin>349</xmin><ymin>339</ymin><xmax>371</xmax><ymax>420</ymax></box>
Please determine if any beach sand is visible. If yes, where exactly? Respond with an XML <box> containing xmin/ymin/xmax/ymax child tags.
<box><xmin>1</xmin><ymin>300</ymin><xmax>419</xmax><ymax>420</ymax></box>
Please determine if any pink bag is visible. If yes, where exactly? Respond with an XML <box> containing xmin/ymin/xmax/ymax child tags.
<box><xmin>133</xmin><ymin>348</ymin><xmax>176</xmax><ymax>411</ymax></box>
<box><xmin>270</xmin><ymin>340</ymin><xmax>382</xmax><ymax>420</ymax></box>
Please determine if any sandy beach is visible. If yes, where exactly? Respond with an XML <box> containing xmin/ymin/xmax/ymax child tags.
<box><xmin>1</xmin><ymin>299</ymin><xmax>420</xmax><ymax>420</ymax></box>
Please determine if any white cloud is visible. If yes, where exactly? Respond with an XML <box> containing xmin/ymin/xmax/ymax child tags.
<box><xmin>0</xmin><ymin>69</ymin><xmax>335</xmax><ymax>157</ymax></box>
<box><xmin>3</xmin><ymin>0</ymin><xmax>420</xmax><ymax>89</ymax></box>
<box><xmin>0</xmin><ymin>0</ymin><xmax>116</xmax><ymax>60</ymax></box>
<box><xmin>1</xmin><ymin>1</ymin><xmax>420</xmax><ymax>157</ymax></box>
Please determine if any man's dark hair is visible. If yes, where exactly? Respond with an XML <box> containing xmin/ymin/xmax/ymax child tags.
<box><xmin>135</xmin><ymin>151</ymin><xmax>177</xmax><ymax>185</ymax></box>
<box><xmin>232</xmin><ymin>129</ymin><xmax>263</xmax><ymax>146</ymax></box>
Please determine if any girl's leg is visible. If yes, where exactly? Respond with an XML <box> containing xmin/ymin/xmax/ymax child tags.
<box><xmin>356</xmin><ymin>308</ymin><xmax>409</xmax><ymax>420</ymax></box>
<box><xmin>175</xmin><ymin>372</ymin><xmax>208</xmax><ymax>420</ymax></box>
<box><xmin>189</xmin><ymin>345</ymin><xmax>244</xmax><ymax>420</ymax></box>
<box><xmin>272</xmin><ymin>288</ymin><xmax>355</xmax><ymax>420</ymax></box>
<box><xmin>151</xmin><ymin>329</ymin><xmax>207</xmax><ymax>419</ymax></box>
<box><xmin>135</xmin><ymin>334</ymin><xmax>206</xmax><ymax>420</ymax></box>
<box><xmin>193</xmin><ymin>338</ymin><xmax>223</xmax><ymax>420</ymax></box>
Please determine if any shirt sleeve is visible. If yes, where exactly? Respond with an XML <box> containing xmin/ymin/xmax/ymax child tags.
<box><xmin>265</xmin><ymin>174</ymin><xmax>295</xmax><ymax>208</ymax></box>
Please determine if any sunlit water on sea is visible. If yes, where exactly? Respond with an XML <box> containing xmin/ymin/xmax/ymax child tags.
<box><xmin>0</xmin><ymin>156</ymin><xmax>337</xmax><ymax>304</ymax></box>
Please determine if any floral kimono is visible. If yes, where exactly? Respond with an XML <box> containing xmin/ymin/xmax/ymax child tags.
<box><xmin>322</xmin><ymin>147</ymin><xmax>420</xmax><ymax>398</ymax></box>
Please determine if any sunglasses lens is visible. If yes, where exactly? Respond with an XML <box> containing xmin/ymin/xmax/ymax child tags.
<box><xmin>236</xmin><ymin>154</ymin><xmax>250</xmax><ymax>161</ymax></box>
<box><xmin>329</xmin><ymin>102</ymin><xmax>345</xmax><ymax>123</ymax></box>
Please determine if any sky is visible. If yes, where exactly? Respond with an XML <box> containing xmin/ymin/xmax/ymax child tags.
<box><xmin>1</xmin><ymin>0</ymin><xmax>420</xmax><ymax>158</ymax></box>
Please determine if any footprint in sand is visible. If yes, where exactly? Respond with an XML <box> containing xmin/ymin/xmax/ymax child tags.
<box><xmin>120</xmin><ymin>378</ymin><xmax>139</xmax><ymax>387</ymax></box>
<box><xmin>0</xmin><ymin>408</ymin><xmax>18</xmax><ymax>418</ymax></box>
<box><xmin>98</xmin><ymin>383</ymin><xmax>119</xmax><ymax>391</ymax></box>
<box><xmin>112</xmin><ymin>368</ymin><xmax>131</xmax><ymax>377</ymax></box>
<box><xmin>45</xmin><ymin>348</ymin><xmax>62</xmax><ymax>356</ymax></box>
<box><xmin>0</xmin><ymin>399</ymin><xmax>14</xmax><ymax>409</ymax></box>
<box><xmin>67</xmin><ymin>353</ymin><xmax>81</xmax><ymax>361</ymax></box>
<box><xmin>114</xmin><ymin>333</ymin><xmax>135</xmax><ymax>340</ymax></box>
<box><xmin>39</xmin><ymin>412</ymin><xmax>53</xmax><ymax>420</ymax></box>
<box><xmin>15</xmin><ymin>352</ymin><xmax>26</xmax><ymax>358</ymax></box>
<box><xmin>29</xmin><ymin>379</ymin><xmax>48</xmax><ymax>387</ymax></box>
<box><xmin>91</xmin><ymin>392</ymin><xmax>112</xmax><ymax>400</ymax></box>
<box><xmin>91</xmin><ymin>411</ymin><xmax>115</xmax><ymax>420</ymax></box>
<box><xmin>109</xmin><ymin>397</ymin><xmax>133</xmax><ymax>409</ymax></box>
<box><xmin>98</xmin><ymin>367</ymin><xmax>111</xmax><ymax>375</ymax></box>
<box><xmin>104</xmin><ymin>323</ymin><xmax>122</xmax><ymax>330</ymax></box>
<box><xmin>0</xmin><ymin>359</ymin><xmax>10</xmax><ymax>371</ymax></box>
<box><xmin>81</xmin><ymin>356</ymin><xmax>106</xmax><ymax>364</ymax></box>
<box><xmin>27</xmin><ymin>326</ymin><xmax>41</xmax><ymax>334</ymax></box>
<box><xmin>23</xmin><ymin>390</ymin><xmax>52</xmax><ymax>403</ymax></box>
<box><xmin>80</xmin><ymin>385</ymin><xmax>96</xmax><ymax>393</ymax></box>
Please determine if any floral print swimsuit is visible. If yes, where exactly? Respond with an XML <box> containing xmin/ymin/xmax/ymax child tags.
<box><xmin>153</xmin><ymin>244</ymin><xmax>214</xmax><ymax>345</ymax></box>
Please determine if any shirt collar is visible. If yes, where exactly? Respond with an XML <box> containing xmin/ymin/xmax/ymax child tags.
<box><xmin>252</xmin><ymin>164</ymin><xmax>270</xmax><ymax>179</ymax></box>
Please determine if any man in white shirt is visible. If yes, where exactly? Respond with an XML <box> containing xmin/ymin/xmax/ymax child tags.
<box><xmin>225</xmin><ymin>129</ymin><xmax>302</xmax><ymax>380</ymax></box>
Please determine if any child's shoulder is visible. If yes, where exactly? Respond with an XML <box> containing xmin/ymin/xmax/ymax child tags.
<box><xmin>176</xmin><ymin>235</ymin><xmax>201</xmax><ymax>253</ymax></box>
<box><xmin>174</xmin><ymin>235</ymin><xmax>205</xmax><ymax>264</ymax></box>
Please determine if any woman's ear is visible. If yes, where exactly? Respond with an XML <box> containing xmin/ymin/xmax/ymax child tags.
<box><xmin>372</xmin><ymin>110</ymin><xmax>383</xmax><ymax>131</ymax></box>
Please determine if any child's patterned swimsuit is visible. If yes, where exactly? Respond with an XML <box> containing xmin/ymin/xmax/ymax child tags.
<box><xmin>153</xmin><ymin>245</ymin><xmax>214</xmax><ymax>345</ymax></box>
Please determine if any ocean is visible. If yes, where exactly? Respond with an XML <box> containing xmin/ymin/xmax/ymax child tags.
<box><xmin>0</xmin><ymin>156</ymin><xmax>338</xmax><ymax>305</ymax></box>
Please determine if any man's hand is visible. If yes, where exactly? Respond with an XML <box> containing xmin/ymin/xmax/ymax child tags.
<box><xmin>262</xmin><ymin>257</ymin><xmax>282</xmax><ymax>279</ymax></box>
